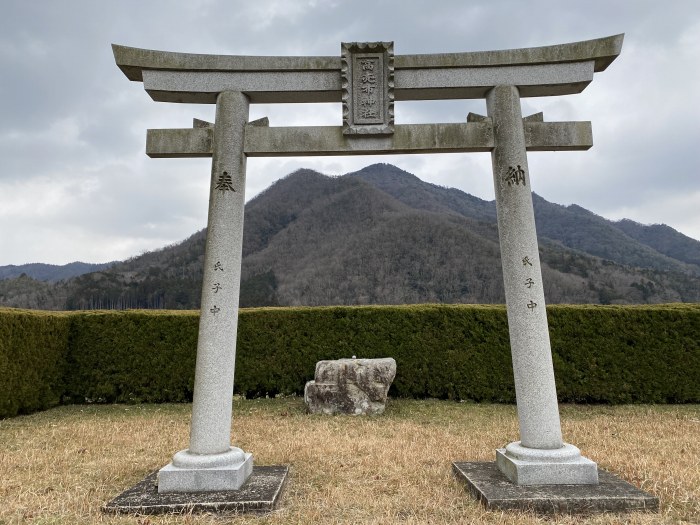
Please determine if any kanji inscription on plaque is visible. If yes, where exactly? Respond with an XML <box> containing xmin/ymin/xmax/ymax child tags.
<box><xmin>341</xmin><ymin>41</ymin><xmax>394</xmax><ymax>135</ymax></box>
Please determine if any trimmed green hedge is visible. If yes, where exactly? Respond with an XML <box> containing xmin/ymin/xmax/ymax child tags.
<box><xmin>549</xmin><ymin>304</ymin><xmax>700</xmax><ymax>403</ymax></box>
<box><xmin>234</xmin><ymin>305</ymin><xmax>515</xmax><ymax>402</ymax></box>
<box><xmin>1</xmin><ymin>304</ymin><xmax>699</xmax><ymax>418</ymax></box>
<box><xmin>0</xmin><ymin>308</ymin><xmax>72</xmax><ymax>418</ymax></box>
<box><xmin>237</xmin><ymin>304</ymin><xmax>700</xmax><ymax>403</ymax></box>
<box><xmin>63</xmin><ymin>310</ymin><xmax>199</xmax><ymax>404</ymax></box>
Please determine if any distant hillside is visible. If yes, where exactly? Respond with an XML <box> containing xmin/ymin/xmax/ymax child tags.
<box><xmin>352</xmin><ymin>164</ymin><xmax>700</xmax><ymax>276</ymax></box>
<box><xmin>0</xmin><ymin>261</ymin><xmax>114</xmax><ymax>282</ymax></box>
<box><xmin>532</xmin><ymin>197</ymin><xmax>699</xmax><ymax>276</ymax></box>
<box><xmin>614</xmin><ymin>219</ymin><xmax>700</xmax><ymax>268</ymax></box>
<box><xmin>240</xmin><ymin>168</ymin><xmax>505</xmax><ymax>305</ymax></box>
<box><xmin>2</xmin><ymin>163</ymin><xmax>699</xmax><ymax>310</ymax></box>
<box><xmin>350</xmin><ymin>164</ymin><xmax>498</xmax><ymax>223</ymax></box>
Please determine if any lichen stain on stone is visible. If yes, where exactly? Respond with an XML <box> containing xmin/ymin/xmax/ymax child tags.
<box><xmin>304</xmin><ymin>358</ymin><xmax>397</xmax><ymax>415</ymax></box>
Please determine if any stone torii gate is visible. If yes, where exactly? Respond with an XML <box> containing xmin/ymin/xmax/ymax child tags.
<box><xmin>113</xmin><ymin>35</ymin><xmax>623</xmax><ymax>495</ymax></box>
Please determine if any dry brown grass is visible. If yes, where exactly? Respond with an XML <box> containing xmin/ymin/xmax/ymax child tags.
<box><xmin>0</xmin><ymin>399</ymin><xmax>697</xmax><ymax>525</ymax></box>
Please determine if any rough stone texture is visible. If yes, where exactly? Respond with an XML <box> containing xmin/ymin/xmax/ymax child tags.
<box><xmin>147</xmin><ymin>127</ymin><xmax>213</xmax><ymax>158</ymax></box>
<box><xmin>453</xmin><ymin>462</ymin><xmax>659</xmax><ymax>514</ymax></box>
<box><xmin>157</xmin><ymin>91</ymin><xmax>252</xmax><ymax>493</ymax></box>
<box><xmin>113</xmin><ymin>34</ymin><xmax>622</xmax><ymax>81</ymax></box>
<box><xmin>146</xmin><ymin>121</ymin><xmax>592</xmax><ymax>159</ymax></box>
<box><xmin>341</xmin><ymin>41</ymin><xmax>394</xmax><ymax>135</ymax></box>
<box><xmin>114</xmin><ymin>35</ymin><xmax>623</xmax><ymax>104</ymax></box>
<box><xmin>188</xmin><ymin>91</ymin><xmax>248</xmax><ymax>455</ymax></box>
<box><xmin>487</xmin><ymin>84</ymin><xmax>564</xmax><ymax>450</ymax></box>
<box><xmin>103</xmin><ymin>466</ymin><xmax>288</xmax><ymax>515</ymax></box>
<box><xmin>158</xmin><ymin>451</ymin><xmax>253</xmax><ymax>493</ymax></box>
<box><xmin>496</xmin><ymin>445</ymin><xmax>598</xmax><ymax>485</ymax></box>
<box><xmin>140</xmin><ymin>61</ymin><xmax>595</xmax><ymax>104</ymax></box>
<box><xmin>487</xmin><ymin>84</ymin><xmax>598</xmax><ymax>483</ymax></box>
<box><xmin>304</xmin><ymin>358</ymin><xmax>396</xmax><ymax>415</ymax></box>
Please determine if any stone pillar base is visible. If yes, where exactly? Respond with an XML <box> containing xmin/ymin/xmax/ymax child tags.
<box><xmin>496</xmin><ymin>442</ymin><xmax>598</xmax><ymax>485</ymax></box>
<box><xmin>158</xmin><ymin>448</ymin><xmax>253</xmax><ymax>493</ymax></box>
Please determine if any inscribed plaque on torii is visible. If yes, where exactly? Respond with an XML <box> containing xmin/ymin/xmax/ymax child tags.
<box><xmin>341</xmin><ymin>41</ymin><xmax>394</xmax><ymax>135</ymax></box>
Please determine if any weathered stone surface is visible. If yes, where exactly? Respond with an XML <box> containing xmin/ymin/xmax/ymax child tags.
<box><xmin>157</xmin><ymin>90</ymin><xmax>253</xmax><ymax>493</ymax></box>
<box><xmin>488</xmin><ymin>84</ymin><xmax>564</xmax><ymax>450</ymax></box>
<box><xmin>113</xmin><ymin>35</ymin><xmax>623</xmax><ymax>104</ymax></box>
<box><xmin>341</xmin><ymin>41</ymin><xmax>394</xmax><ymax>135</ymax></box>
<box><xmin>158</xmin><ymin>451</ymin><xmax>253</xmax><ymax>493</ymax></box>
<box><xmin>487</xmin><ymin>84</ymin><xmax>598</xmax><ymax>483</ymax></box>
<box><xmin>304</xmin><ymin>358</ymin><xmax>396</xmax><ymax>415</ymax></box>
<box><xmin>453</xmin><ymin>462</ymin><xmax>659</xmax><ymax>514</ymax></box>
<box><xmin>496</xmin><ymin>444</ymin><xmax>598</xmax><ymax>485</ymax></box>
<box><xmin>113</xmin><ymin>34</ymin><xmax>623</xmax><ymax>94</ymax></box>
<box><xmin>146</xmin><ymin>121</ymin><xmax>592</xmax><ymax>159</ymax></box>
<box><xmin>103</xmin><ymin>466</ymin><xmax>288</xmax><ymax>515</ymax></box>
<box><xmin>140</xmin><ymin>61</ymin><xmax>595</xmax><ymax>104</ymax></box>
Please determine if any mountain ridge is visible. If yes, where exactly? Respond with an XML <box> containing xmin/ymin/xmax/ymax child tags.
<box><xmin>1</xmin><ymin>163</ymin><xmax>699</xmax><ymax>309</ymax></box>
<box><xmin>0</xmin><ymin>261</ymin><xmax>114</xmax><ymax>282</ymax></box>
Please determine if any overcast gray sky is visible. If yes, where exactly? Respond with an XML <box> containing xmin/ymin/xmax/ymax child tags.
<box><xmin>1</xmin><ymin>0</ymin><xmax>699</xmax><ymax>265</ymax></box>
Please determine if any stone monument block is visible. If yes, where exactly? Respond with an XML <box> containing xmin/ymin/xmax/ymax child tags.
<box><xmin>304</xmin><ymin>358</ymin><xmax>396</xmax><ymax>415</ymax></box>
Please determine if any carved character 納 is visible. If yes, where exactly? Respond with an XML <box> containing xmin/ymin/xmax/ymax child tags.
<box><xmin>504</xmin><ymin>165</ymin><xmax>526</xmax><ymax>186</ymax></box>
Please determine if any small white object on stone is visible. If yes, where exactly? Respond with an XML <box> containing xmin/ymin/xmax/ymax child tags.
<box><xmin>304</xmin><ymin>358</ymin><xmax>396</xmax><ymax>415</ymax></box>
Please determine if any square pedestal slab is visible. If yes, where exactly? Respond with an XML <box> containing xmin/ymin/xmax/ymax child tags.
<box><xmin>103</xmin><ymin>465</ymin><xmax>288</xmax><ymax>515</ymax></box>
<box><xmin>453</xmin><ymin>462</ymin><xmax>658</xmax><ymax>514</ymax></box>
<box><xmin>158</xmin><ymin>452</ymin><xmax>253</xmax><ymax>492</ymax></box>
<box><xmin>496</xmin><ymin>448</ymin><xmax>598</xmax><ymax>485</ymax></box>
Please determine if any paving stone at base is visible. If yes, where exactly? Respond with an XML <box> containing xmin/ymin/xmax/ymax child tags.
<box><xmin>103</xmin><ymin>465</ymin><xmax>288</xmax><ymax>515</ymax></box>
<box><xmin>453</xmin><ymin>462</ymin><xmax>658</xmax><ymax>514</ymax></box>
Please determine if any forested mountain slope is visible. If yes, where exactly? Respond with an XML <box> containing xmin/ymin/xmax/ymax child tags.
<box><xmin>2</xmin><ymin>164</ymin><xmax>699</xmax><ymax>309</ymax></box>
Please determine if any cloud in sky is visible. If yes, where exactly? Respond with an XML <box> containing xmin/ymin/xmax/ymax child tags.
<box><xmin>1</xmin><ymin>0</ymin><xmax>699</xmax><ymax>264</ymax></box>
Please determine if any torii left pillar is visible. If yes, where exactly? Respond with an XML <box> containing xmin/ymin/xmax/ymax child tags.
<box><xmin>157</xmin><ymin>91</ymin><xmax>254</xmax><ymax>492</ymax></box>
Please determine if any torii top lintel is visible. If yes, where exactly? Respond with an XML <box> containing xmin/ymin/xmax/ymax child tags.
<box><xmin>112</xmin><ymin>34</ymin><xmax>623</xmax><ymax>104</ymax></box>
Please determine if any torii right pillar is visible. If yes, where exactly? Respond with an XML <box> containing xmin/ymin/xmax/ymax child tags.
<box><xmin>487</xmin><ymin>84</ymin><xmax>598</xmax><ymax>485</ymax></box>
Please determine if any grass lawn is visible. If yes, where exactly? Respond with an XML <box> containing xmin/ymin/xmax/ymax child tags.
<box><xmin>0</xmin><ymin>399</ymin><xmax>697</xmax><ymax>524</ymax></box>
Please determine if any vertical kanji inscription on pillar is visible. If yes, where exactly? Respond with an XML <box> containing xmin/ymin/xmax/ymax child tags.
<box><xmin>341</xmin><ymin>41</ymin><xmax>394</xmax><ymax>135</ymax></box>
